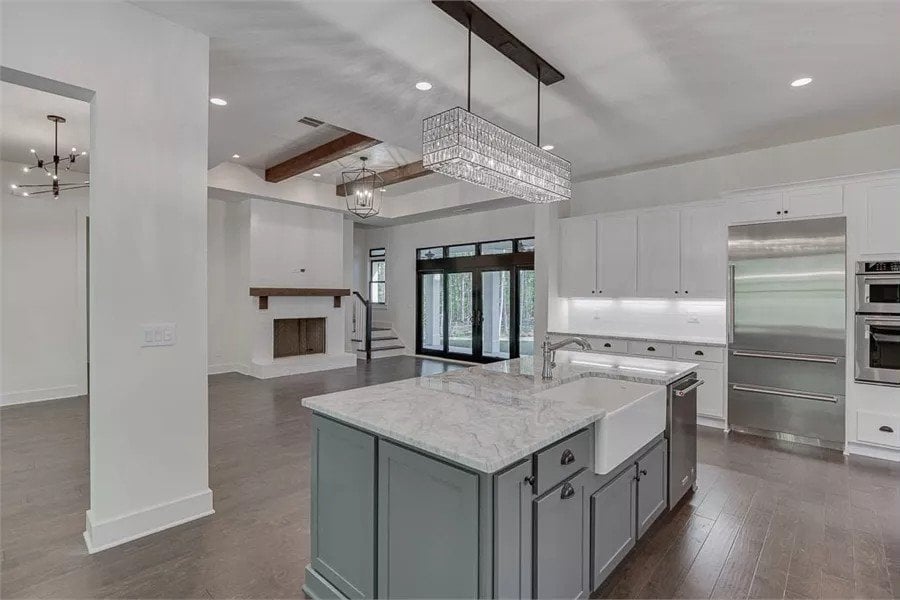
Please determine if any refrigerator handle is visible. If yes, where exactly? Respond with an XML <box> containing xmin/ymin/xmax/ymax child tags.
<box><xmin>727</xmin><ymin>264</ymin><xmax>735</xmax><ymax>344</ymax></box>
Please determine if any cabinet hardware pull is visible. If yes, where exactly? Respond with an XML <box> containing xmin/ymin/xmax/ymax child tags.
<box><xmin>731</xmin><ymin>384</ymin><xmax>837</xmax><ymax>403</ymax></box>
<box><xmin>647</xmin><ymin>346</ymin><xmax>656</xmax><ymax>352</ymax></box>
<box><xmin>560</xmin><ymin>482</ymin><xmax>575</xmax><ymax>499</ymax></box>
<box><xmin>732</xmin><ymin>350</ymin><xmax>838</xmax><ymax>364</ymax></box>
<box><xmin>684</xmin><ymin>290</ymin><xmax>689</xmax><ymax>294</ymax></box>
<box><xmin>640</xmin><ymin>469</ymin><xmax>648</xmax><ymax>476</ymax></box>
<box><xmin>784</xmin><ymin>210</ymin><xmax>789</xmax><ymax>214</ymax></box>
<box><xmin>694</xmin><ymin>350</ymin><xmax>704</xmax><ymax>356</ymax></box>
<box><xmin>524</xmin><ymin>474</ymin><xmax>536</xmax><ymax>486</ymax></box>
<box><xmin>598</xmin><ymin>290</ymin><xmax>603</xmax><ymax>294</ymax></box>
<box><xmin>674</xmin><ymin>291</ymin><xmax>679</xmax><ymax>294</ymax></box>
<box><xmin>560</xmin><ymin>449</ymin><xmax>575</xmax><ymax>465</ymax></box>
<box><xmin>879</xmin><ymin>425</ymin><xmax>895</xmax><ymax>433</ymax></box>
<box><xmin>603</xmin><ymin>343</ymin><xmax>612</xmax><ymax>348</ymax></box>
<box><xmin>777</xmin><ymin>210</ymin><xmax>782</xmax><ymax>215</ymax></box>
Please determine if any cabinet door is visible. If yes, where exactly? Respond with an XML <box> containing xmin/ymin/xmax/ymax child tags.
<box><xmin>495</xmin><ymin>459</ymin><xmax>533</xmax><ymax>600</ymax></box>
<box><xmin>597</xmin><ymin>214</ymin><xmax>637</xmax><ymax>297</ymax></box>
<box><xmin>696</xmin><ymin>364</ymin><xmax>725</xmax><ymax>418</ymax></box>
<box><xmin>783</xmin><ymin>185</ymin><xmax>843</xmax><ymax>219</ymax></box>
<box><xmin>729</xmin><ymin>192</ymin><xmax>783</xmax><ymax>224</ymax></box>
<box><xmin>311</xmin><ymin>416</ymin><xmax>376</xmax><ymax>599</ymax></box>
<box><xmin>636</xmin><ymin>441</ymin><xmax>667</xmax><ymax>538</ymax></box>
<box><xmin>590</xmin><ymin>467</ymin><xmax>636</xmax><ymax>589</ymax></box>
<box><xmin>856</xmin><ymin>178</ymin><xmax>900</xmax><ymax>254</ymax></box>
<box><xmin>558</xmin><ymin>218</ymin><xmax>598</xmax><ymax>297</ymax></box>
<box><xmin>534</xmin><ymin>473</ymin><xmax>588</xmax><ymax>600</ymax></box>
<box><xmin>378</xmin><ymin>441</ymin><xmax>480</xmax><ymax>599</ymax></box>
<box><xmin>637</xmin><ymin>209</ymin><xmax>681</xmax><ymax>298</ymax></box>
<box><xmin>679</xmin><ymin>204</ymin><xmax>727</xmax><ymax>298</ymax></box>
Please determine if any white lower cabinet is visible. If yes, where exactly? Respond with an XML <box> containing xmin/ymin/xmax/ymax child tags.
<box><xmin>696</xmin><ymin>365</ymin><xmax>725</xmax><ymax>419</ymax></box>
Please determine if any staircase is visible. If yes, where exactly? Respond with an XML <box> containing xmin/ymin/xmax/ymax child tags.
<box><xmin>351</xmin><ymin>325</ymin><xmax>406</xmax><ymax>359</ymax></box>
<box><xmin>350</xmin><ymin>292</ymin><xmax>405</xmax><ymax>361</ymax></box>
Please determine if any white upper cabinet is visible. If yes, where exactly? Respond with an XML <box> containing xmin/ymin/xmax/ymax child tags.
<box><xmin>854</xmin><ymin>177</ymin><xmax>900</xmax><ymax>255</ymax></box>
<box><xmin>680</xmin><ymin>203</ymin><xmax>727</xmax><ymax>297</ymax></box>
<box><xmin>558</xmin><ymin>218</ymin><xmax>597</xmax><ymax>297</ymax></box>
<box><xmin>637</xmin><ymin>209</ymin><xmax>681</xmax><ymax>298</ymax></box>
<box><xmin>783</xmin><ymin>185</ymin><xmax>843</xmax><ymax>219</ymax></box>
<box><xmin>597</xmin><ymin>214</ymin><xmax>637</xmax><ymax>297</ymax></box>
<box><xmin>729</xmin><ymin>192</ymin><xmax>784</xmax><ymax>224</ymax></box>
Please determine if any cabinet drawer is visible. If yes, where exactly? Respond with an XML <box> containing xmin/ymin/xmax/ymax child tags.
<box><xmin>675</xmin><ymin>344</ymin><xmax>724</xmax><ymax>363</ymax></box>
<box><xmin>535</xmin><ymin>429</ymin><xmax>590</xmax><ymax>496</ymax></box>
<box><xmin>857</xmin><ymin>411</ymin><xmax>900</xmax><ymax>449</ymax></box>
<box><xmin>627</xmin><ymin>340</ymin><xmax>674</xmax><ymax>358</ymax></box>
<box><xmin>592</xmin><ymin>338</ymin><xmax>628</xmax><ymax>353</ymax></box>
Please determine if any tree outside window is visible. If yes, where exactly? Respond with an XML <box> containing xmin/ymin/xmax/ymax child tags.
<box><xmin>369</xmin><ymin>248</ymin><xmax>386</xmax><ymax>304</ymax></box>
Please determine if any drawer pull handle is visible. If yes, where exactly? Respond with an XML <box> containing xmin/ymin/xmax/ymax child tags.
<box><xmin>603</xmin><ymin>342</ymin><xmax>612</xmax><ymax>348</ymax></box>
<box><xmin>694</xmin><ymin>350</ymin><xmax>704</xmax><ymax>356</ymax></box>
<box><xmin>560</xmin><ymin>449</ymin><xmax>575</xmax><ymax>465</ymax></box>
<box><xmin>647</xmin><ymin>346</ymin><xmax>656</xmax><ymax>352</ymax></box>
<box><xmin>879</xmin><ymin>425</ymin><xmax>895</xmax><ymax>433</ymax></box>
<box><xmin>560</xmin><ymin>482</ymin><xmax>575</xmax><ymax>500</ymax></box>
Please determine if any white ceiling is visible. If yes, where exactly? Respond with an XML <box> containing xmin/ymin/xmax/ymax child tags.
<box><xmin>137</xmin><ymin>1</ymin><xmax>900</xmax><ymax>185</ymax></box>
<box><xmin>0</xmin><ymin>81</ymin><xmax>91</xmax><ymax>175</ymax></box>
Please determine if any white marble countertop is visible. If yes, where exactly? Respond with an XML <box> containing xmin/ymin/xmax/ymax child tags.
<box><xmin>302</xmin><ymin>352</ymin><xmax>698</xmax><ymax>473</ymax></box>
<box><xmin>548</xmin><ymin>330</ymin><xmax>727</xmax><ymax>347</ymax></box>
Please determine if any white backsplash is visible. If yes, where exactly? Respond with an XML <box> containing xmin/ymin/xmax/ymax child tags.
<box><xmin>556</xmin><ymin>298</ymin><xmax>726</xmax><ymax>342</ymax></box>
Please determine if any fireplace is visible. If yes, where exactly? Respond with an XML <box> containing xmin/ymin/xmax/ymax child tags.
<box><xmin>273</xmin><ymin>317</ymin><xmax>326</xmax><ymax>358</ymax></box>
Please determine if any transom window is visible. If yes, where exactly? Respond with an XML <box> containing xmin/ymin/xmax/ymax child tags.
<box><xmin>416</xmin><ymin>237</ymin><xmax>534</xmax><ymax>261</ymax></box>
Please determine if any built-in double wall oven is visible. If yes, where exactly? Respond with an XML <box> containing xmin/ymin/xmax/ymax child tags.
<box><xmin>855</xmin><ymin>260</ymin><xmax>900</xmax><ymax>386</ymax></box>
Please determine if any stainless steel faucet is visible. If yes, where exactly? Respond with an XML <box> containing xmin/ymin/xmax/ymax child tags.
<box><xmin>541</xmin><ymin>335</ymin><xmax>592</xmax><ymax>379</ymax></box>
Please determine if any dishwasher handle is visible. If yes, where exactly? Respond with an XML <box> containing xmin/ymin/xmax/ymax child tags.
<box><xmin>674</xmin><ymin>379</ymin><xmax>705</xmax><ymax>397</ymax></box>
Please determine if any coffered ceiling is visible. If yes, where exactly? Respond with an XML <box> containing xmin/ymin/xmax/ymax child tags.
<box><xmin>137</xmin><ymin>0</ymin><xmax>900</xmax><ymax>187</ymax></box>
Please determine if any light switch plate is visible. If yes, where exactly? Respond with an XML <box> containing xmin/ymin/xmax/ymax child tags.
<box><xmin>141</xmin><ymin>323</ymin><xmax>177</xmax><ymax>347</ymax></box>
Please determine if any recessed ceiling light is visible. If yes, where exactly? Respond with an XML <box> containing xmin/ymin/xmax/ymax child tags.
<box><xmin>10</xmin><ymin>184</ymin><xmax>17</xmax><ymax>189</ymax></box>
<box><xmin>232</xmin><ymin>154</ymin><xmax>240</xmax><ymax>159</ymax></box>
<box><xmin>209</xmin><ymin>97</ymin><xmax>228</xmax><ymax>106</ymax></box>
<box><xmin>415</xmin><ymin>81</ymin><xmax>433</xmax><ymax>91</ymax></box>
<box><xmin>790</xmin><ymin>77</ymin><xmax>812</xmax><ymax>87</ymax></box>
<box><xmin>541</xmin><ymin>144</ymin><xmax>555</xmax><ymax>151</ymax></box>
<box><xmin>380</xmin><ymin>188</ymin><xmax>386</xmax><ymax>192</ymax></box>
<box><xmin>312</xmin><ymin>172</ymin><xmax>321</xmax><ymax>177</ymax></box>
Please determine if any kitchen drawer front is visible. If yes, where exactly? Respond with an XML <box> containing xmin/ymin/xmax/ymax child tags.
<box><xmin>728</xmin><ymin>385</ymin><xmax>845</xmax><ymax>445</ymax></box>
<box><xmin>535</xmin><ymin>429</ymin><xmax>590</xmax><ymax>496</ymax></box>
<box><xmin>627</xmin><ymin>340</ymin><xmax>674</xmax><ymax>358</ymax></box>
<box><xmin>729</xmin><ymin>351</ymin><xmax>845</xmax><ymax>396</ymax></box>
<box><xmin>675</xmin><ymin>344</ymin><xmax>724</xmax><ymax>363</ymax></box>
<box><xmin>592</xmin><ymin>338</ymin><xmax>628</xmax><ymax>353</ymax></box>
<box><xmin>857</xmin><ymin>411</ymin><xmax>900</xmax><ymax>448</ymax></box>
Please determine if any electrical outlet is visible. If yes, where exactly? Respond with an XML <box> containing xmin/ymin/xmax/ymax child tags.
<box><xmin>141</xmin><ymin>323</ymin><xmax>177</xmax><ymax>347</ymax></box>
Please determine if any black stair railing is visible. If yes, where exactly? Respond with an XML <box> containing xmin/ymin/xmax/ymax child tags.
<box><xmin>352</xmin><ymin>291</ymin><xmax>373</xmax><ymax>362</ymax></box>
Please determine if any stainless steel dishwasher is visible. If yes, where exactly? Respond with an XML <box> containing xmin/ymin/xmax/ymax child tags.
<box><xmin>667</xmin><ymin>374</ymin><xmax>702</xmax><ymax>508</ymax></box>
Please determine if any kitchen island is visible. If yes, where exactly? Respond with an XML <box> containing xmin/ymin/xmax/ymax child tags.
<box><xmin>301</xmin><ymin>351</ymin><xmax>699</xmax><ymax>600</ymax></box>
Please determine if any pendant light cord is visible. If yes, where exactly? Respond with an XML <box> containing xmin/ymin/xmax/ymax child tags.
<box><xmin>467</xmin><ymin>13</ymin><xmax>472</xmax><ymax>112</ymax></box>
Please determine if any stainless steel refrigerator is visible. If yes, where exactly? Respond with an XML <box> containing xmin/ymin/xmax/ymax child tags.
<box><xmin>727</xmin><ymin>217</ymin><xmax>846</xmax><ymax>448</ymax></box>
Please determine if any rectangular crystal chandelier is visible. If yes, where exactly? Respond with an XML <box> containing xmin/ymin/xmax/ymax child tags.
<box><xmin>422</xmin><ymin>107</ymin><xmax>571</xmax><ymax>204</ymax></box>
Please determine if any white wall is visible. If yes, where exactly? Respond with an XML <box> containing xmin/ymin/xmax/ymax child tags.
<box><xmin>571</xmin><ymin>124</ymin><xmax>900</xmax><ymax>216</ymax></box>
<box><xmin>557</xmin><ymin>298</ymin><xmax>725</xmax><ymax>342</ymax></box>
<box><xmin>2</xmin><ymin>1</ymin><xmax>211</xmax><ymax>552</ymax></box>
<box><xmin>207</xmin><ymin>197</ymin><xmax>243</xmax><ymax>373</ymax></box>
<box><xmin>360</xmin><ymin>204</ymin><xmax>536</xmax><ymax>352</ymax></box>
<box><xmin>1</xmin><ymin>160</ymin><xmax>89</xmax><ymax>404</ymax></box>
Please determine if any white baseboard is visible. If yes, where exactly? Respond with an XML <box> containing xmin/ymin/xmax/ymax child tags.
<box><xmin>83</xmin><ymin>488</ymin><xmax>214</xmax><ymax>553</ymax></box>
<box><xmin>845</xmin><ymin>441</ymin><xmax>900</xmax><ymax>462</ymax></box>
<box><xmin>1</xmin><ymin>384</ymin><xmax>85</xmax><ymax>406</ymax></box>
<box><xmin>208</xmin><ymin>362</ymin><xmax>240</xmax><ymax>375</ymax></box>
<box><xmin>697</xmin><ymin>415</ymin><xmax>727</xmax><ymax>430</ymax></box>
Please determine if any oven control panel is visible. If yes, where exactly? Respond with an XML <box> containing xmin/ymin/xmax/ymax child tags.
<box><xmin>858</xmin><ymin>261</ymin><xmax>900</xmax><ymax>274</ymax></box>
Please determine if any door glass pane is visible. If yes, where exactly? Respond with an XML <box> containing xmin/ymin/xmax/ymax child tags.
<box><xmin>418</xmin><ymin>247</ymin><xmax>444</xmax><ymax>260</ymax></box>
<box><xmin>517</xmin><ymin>238</ymin><xmax>535</xmax><ymax>253</ymax></box>
<box><xmin>448</xmin><ymin>271</ymin><xmax>473</xmax><ymax>355</ymax></box>
<box><xmin>481</xmin><ymin>270</ymin><xmax>511</xmax><ymax>359</ymax></box>
<box><xmin>420</xmin><ymin>273</ymin><xmax>444</xmax><ymax>351</ymax></box>
<box><xmin>448</xmin><ymin>244</ymin><xmax>476</xmax><ymax>257</ymax></box>
<box><xmin>481</xmin><ymin>240</ymin><xmax>513</xmax><ymax>255</ymax></box>
<box><xmin>870</xmin><ymin>324</ymin><xmax>900</xmax><ymax>369</ymax></box>
<box><xmin>519</xmin><ymin>269</ymin><xmax>535</xmax><ymax>356</ymax></box>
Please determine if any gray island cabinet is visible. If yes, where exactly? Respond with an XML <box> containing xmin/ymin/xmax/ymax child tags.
<box><xmin>304</xmin><ymin>414</ymin><xmax>668</xmax><ymax>600</ymax></box>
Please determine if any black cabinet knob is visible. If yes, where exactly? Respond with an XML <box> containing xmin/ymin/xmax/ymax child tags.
<box><xmin>524</xmin><ymin>474</ymin><xmax>536</xmax><ymax>486</ymax></box>
<box><xmin>560</xmin><ymin>482</ymin><xmax>575</xmax><ymax>500</ymax></box>
<box><xmin>640</xmin><ymin>469</ymin><xmax>648</xmax><ymax>476</ymax></box>
<box><xmin>879</xmin><ymin>425</ymin><xmax>894</xmax><ymax>433</ymax></box>
<box><xmin>674</xmin><ymin>290</ymin><xmax>679</xmax><ymax>294</ymax></box>
<box><xmin>647</xmin><ymin>346</ymin><xmax>656</xmax><ymax>352</ymax></box>
<box><xmin>560</xmin><ymin>449</ymin><xmax>575</xmax><ymax>465</ymax></box>
<box><xmin>694</xmin><ymin>350</ymin><xmax>704</xmax><ymax>356</ymax></box>
<box><xmin>784</xmin><ymin>210</ymin><xmax>789</xmax><ymax>214</ymax></box>
<box><xmin>598</xmin><ymin>290</ymin><xmax>603</xmax><ymax>294</ymax></box>
<box><xmin>603</xmin><ymin>342</ymin><xmax>612</xmax><ymax>348</ymax></box>
<box><xmin>684</xmin><ymin>290</ymin><xmax>689</xmax><ymax>294</ymax></box>
<box><xmin>777</xmin><ymin>210</ymin><xmax>782</xmax><ymax>215</ymax></box>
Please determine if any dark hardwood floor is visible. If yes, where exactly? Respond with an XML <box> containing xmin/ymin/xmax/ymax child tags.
<box><xmin>1</xmin><ymin>356</ymin><xmax>898</xmax><ymax>599</ymax></box>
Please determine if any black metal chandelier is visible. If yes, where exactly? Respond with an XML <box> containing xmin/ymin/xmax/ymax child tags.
<box><xmin>341</xmin><ymin>156</ymin><xmax>383</xmax><ymax>219</ymax></box>
<box><xmin>8</xmin><ymin>115</ymin><xmax>89</xmax><ymax>199</ymax></box>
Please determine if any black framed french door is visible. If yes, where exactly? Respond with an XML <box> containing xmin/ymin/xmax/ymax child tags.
<box><xmin>417</xmin><ymin>260</ymin><xmax>533</xmax><ymax>363</ymax></box>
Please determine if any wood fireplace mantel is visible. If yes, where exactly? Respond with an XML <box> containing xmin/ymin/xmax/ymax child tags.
<box><xmin>249</xmin><ymin>287</ymin><xmax>351</xmax><ymax>310</ymax></box>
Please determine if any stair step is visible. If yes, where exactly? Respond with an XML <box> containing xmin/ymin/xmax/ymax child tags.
<box><xmin>372</xmin><ymin>327</ymin><xmax>391</xmax><ymax>331</ymax></box>
<box><xmin>357</xmin><ymin>344</ymin><xmax>405</xmax><ymax>352</ymax></box>
<box><xmin>351</xmin><ymin>336</ymin><xmax>399</xmax><ymax>343</ymax></box>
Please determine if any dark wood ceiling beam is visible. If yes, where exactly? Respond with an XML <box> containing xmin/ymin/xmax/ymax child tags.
<box><xmin>265</xmin><ymin>132</ymin><xmax>380</xmax><ymax>183</ymax></box>
<box><xmin>336</xmin><ymin>160</ymin><xmax>432</xmax><ymax>197</ymax></box>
